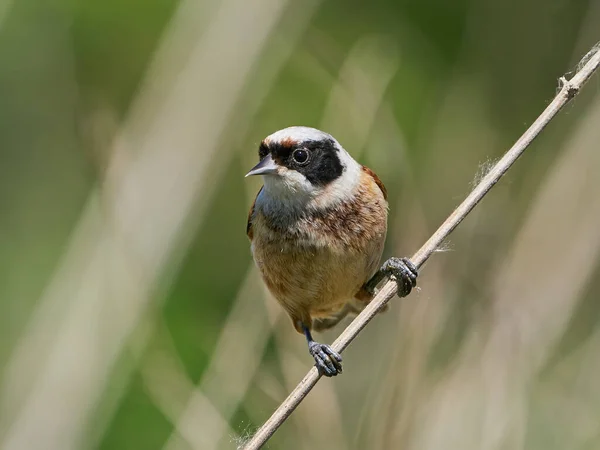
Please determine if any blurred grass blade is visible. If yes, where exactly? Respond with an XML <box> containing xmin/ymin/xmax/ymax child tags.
<box><xmin>0</xmin><ymin>0</ymin><xmax>290</xmax><ymax>447</ymax></box>
<box><xmin>410</xmin><ymin>92</ymin><xmax>600</xmax><ymax>450</ymax></box>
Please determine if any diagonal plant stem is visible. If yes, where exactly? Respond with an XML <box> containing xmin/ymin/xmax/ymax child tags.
<box><xmin>241</xmin><ymin>42</ymin><xmax>600</xmax><ymax>450</ymax></box>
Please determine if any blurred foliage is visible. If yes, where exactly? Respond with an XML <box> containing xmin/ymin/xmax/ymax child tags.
<box><xmin>1</xmin><ymin>0</ymin><xmax>600</xmax><ymax>449</ymax></box>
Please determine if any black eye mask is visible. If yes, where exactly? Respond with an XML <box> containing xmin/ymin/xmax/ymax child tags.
<box><xmin>265</xmin><ymin>138</ymin><xmax>344</xmax><ymax>186</ymax></box>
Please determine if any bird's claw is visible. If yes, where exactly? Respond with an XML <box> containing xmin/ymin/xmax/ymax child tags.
<box><xmin>309</xmin><ymin>342</ymin><xmax>342</xmax><ymax>377</ymax></box>
<box><xmin>382</xmin><ymin>257</ymin><xmax>418</xmax><ymax>297</ymax></box>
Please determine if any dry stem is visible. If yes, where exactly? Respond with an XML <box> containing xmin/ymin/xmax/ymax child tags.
<box><xmin>242</xmin><ymin>42</ymin><xmax>600</xmax><ymax>450</ymax></box>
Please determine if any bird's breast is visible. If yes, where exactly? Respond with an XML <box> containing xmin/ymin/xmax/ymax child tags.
<box><xmin>250</xmin><ymin>187</ymin><xmax>387</xmax><ymax>318</ymax></box>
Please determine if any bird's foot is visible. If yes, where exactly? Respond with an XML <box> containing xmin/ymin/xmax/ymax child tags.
<box><xmin>381</xmin><ymin>257</ymin><xmax>418</xmax><ymax>297</ymax></box>
<box><xmin>308</xmin><ymin>341</ymin><xmax>342</xmax><ymax>377</ymax></box>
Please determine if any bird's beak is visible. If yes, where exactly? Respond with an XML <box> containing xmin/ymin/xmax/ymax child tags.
<box><xmin>245</xmin><ymin>154</ymin><xmax>279</xmax><ymax>177</ymax></box>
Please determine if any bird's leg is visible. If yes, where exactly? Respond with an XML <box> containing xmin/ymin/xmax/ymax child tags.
<box><xmin>300</xmin><ymin>323</ymin><xmax>343</xmax><ymax>377</ymax></box>
<box><xmin>364</xmin><ymin>257</ymin><xmax>418</xmax><ymax>298</ymax></box>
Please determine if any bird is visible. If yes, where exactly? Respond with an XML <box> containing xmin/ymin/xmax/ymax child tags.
<box><xmin>245</xmin><ymin>126</ymin><xmax>418</xmax><ymax>376</ymax></box>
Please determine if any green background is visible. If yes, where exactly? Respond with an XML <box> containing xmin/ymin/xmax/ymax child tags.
<box><xmin>1</xmin><ymin>0</ymin><xmax>599</xmax><ymax>449</ymax></box>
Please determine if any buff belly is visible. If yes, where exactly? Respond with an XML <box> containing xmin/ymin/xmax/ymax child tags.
<box><xmin>251</xmin><ymin>235</ymin><xmax>384</xmax><ymax>332</ymax></box>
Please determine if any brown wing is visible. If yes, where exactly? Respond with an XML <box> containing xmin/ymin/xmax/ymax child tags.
<box><xmin>246</xmin><ymin>187</ymin><xmax>263</xmax><ymax>240</ymax></box>
<box><xmin>361</xmin><ymin>166</ymin><xmax>387</xmax><ymax>200</ymax></box>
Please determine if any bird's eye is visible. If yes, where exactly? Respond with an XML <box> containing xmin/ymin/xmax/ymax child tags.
<box><xmin>292</xmin><ymin>148</ymin><xmax>310</xmax><ymax>165</ymax></box>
